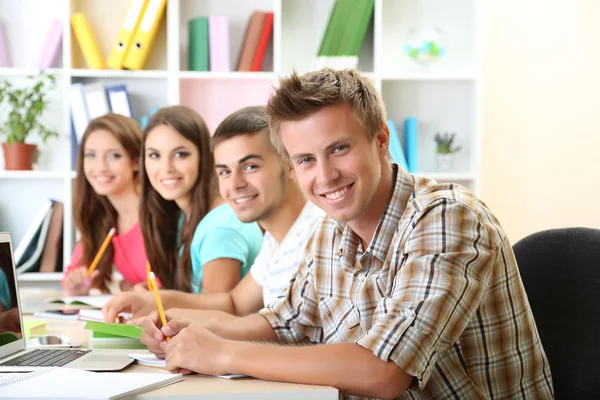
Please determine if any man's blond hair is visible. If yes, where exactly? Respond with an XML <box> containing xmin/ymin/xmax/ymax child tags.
<box><xmin>266</xmin><ymin>68</ymin><xmax>387</xmax><ymax>158</ymax></box>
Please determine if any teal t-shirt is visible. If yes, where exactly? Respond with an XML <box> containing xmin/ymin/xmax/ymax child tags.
<box><xmin>190</xmin><ymin>204</ymin><xmax>263</xmax><ymax>293</ymax></box>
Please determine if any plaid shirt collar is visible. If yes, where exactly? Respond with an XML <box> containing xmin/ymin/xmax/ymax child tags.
<box><xmin>337</xmin><ymin>164</ymin><xmax>415</xmax><ymax>268</ymax></box>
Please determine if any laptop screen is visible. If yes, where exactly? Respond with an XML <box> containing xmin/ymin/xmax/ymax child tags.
<box><xmin>0</xmin><ymin>238</ymin><xmax>23</xmax><ymax>346</ymax></box>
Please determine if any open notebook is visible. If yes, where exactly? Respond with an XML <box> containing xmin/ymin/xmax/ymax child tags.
<box><xmin>0</xmin><ymin>367</ymin><xmax>182</xmax><ymax>399</ymax></box>
<box><xmin>128</xmin><ymin>353</ymin><xmax>249</xmax><ymax>379</ymax></box>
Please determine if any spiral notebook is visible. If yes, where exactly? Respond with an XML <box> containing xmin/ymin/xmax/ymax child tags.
<box><xmin>0</xmin><ymin>367</ymin><xmax>182</xmax><ymax>399</ymax></box>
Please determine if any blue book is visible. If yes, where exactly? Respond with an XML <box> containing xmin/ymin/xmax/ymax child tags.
<box><xmin>387</xmin><ymin>120</ymin><xmax>409</xmax><ymax>171</ymax></box>
<box><xmin>404</xmin><ymin>117</ymin><xmax>418</xmax><ymax>173</ymax></box>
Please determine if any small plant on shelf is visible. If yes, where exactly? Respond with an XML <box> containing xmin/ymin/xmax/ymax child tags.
<box><xmin>0</xmin><ymin>71</ymin><xmax>58</xmax><ymax>170</ymax></box>
<box><xmin>434</xmin><ymin>131</ymin><xmax>461</xmax><ymax>171</ymax></box>
<box><xmin>435</xmin><ymin>131</ymin><xmax>461</xmax><ymax>154</ymax></box>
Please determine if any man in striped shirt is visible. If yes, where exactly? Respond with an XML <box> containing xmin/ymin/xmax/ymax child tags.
<box><xmin>156</xmin><ymin>70</ymin><xmax>554</xmax><ymax>399</ymax></box>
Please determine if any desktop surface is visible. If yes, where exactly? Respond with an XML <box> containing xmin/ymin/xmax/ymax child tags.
<box><xmin>22</xmin><ymin>313</ymin><xmax>338</xmax><ymax>399</ymax></box>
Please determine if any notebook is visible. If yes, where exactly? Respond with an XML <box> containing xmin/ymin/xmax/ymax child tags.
<box><xmin>45</xmin><ymin>295</ymin><xmax>113</xmax><ymax>308</ymax></box>
<box><xmin>0</xmin><ymin>367</ymin><xmax>182</xmax><ymax>399</ymax></box>
<box><xmin>0</xmin><ymin>232</ymin><xmax>133</xmax><ymax>372</ymax></box>
<box><xmin>127</xmin><ymin>353</ymin><xmax>249</xmax><ymax>379</ymax></box>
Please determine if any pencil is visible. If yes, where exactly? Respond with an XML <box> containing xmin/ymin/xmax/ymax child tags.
<box><xmin>149</xmin><ymin>271</ymin><xmax>170</xmax><ymax>341</ymax></box>
<box><xmin>87</xmin><ymin>227</ymin><xmax>116</xmax><ymax>277</ymax></box>
<box><xmin>146</xmin><ymin>260</ymin><xmax>152</xmax><ymax>290</ymax></box>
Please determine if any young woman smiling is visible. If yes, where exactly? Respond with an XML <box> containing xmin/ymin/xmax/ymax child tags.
<box><xmin>63</xmin><ymin>114</ymin><xmax>147</xmax><ymax>295</ymax></box>
<box><xmin>139</xmin><ymin>106</ymin><xmax>263</xmax><ymax>294</ymax></box>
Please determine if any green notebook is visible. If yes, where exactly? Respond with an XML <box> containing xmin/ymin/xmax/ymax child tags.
<box><xmin>83</xmin><ymin>320</ymin><xmax>143</xmax><ymax>339</ymax></box>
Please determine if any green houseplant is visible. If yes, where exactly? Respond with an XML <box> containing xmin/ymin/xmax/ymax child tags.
<box><xmin>0</xmin><ymin>71</ymin><xmax>59</xmax><ymax>170</ymax></box>
<box><xmin>434</xmin><ymin>131</ymin><xmax>461</xmax><ymax>171</ymax></box>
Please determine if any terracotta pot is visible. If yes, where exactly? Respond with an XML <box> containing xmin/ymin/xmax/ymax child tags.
<box><xmin>2</xmin><ymin>142</ymin><xmax>38</xmax><ymax>170</ymax></box>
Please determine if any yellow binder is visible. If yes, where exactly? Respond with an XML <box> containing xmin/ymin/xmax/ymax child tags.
<box><xmin>122</xmin><ymin>0</ymin><xmax>166</xmax><ymax>70</ymax></box>
<box><xmin>106</xmin><ymin>0</ymin><xmax>149</xmax><ymax>69</ymax></box>
<box><xmin>71</xmin><ymin>12</ymin><xmax>105</xmax><ymax>70</ymax></box>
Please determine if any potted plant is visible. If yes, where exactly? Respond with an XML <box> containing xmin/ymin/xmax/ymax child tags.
<box><xmin>0</xmin><ymin>71</ymin><xmax>58</xmax><ymax>170</ymax></box>
<box><xmin>434</xmin><ymin>131</ymin><xmax>461</xmax><ymax>172</ymax></box>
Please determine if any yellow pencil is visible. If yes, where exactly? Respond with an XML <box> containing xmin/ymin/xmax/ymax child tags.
<box><xmin>148</xmin><ymin>271</ymin><xmax>170</xmax><ymax>341</ymax></box>
<box><xmin>146</xmin><ymin>261</ymin><xmax>152</xmax><ymax>290</ymax></box>
<box><xmin>87</xmin><ymin>227</ymin><xmax>116</xmax><ymax>277</ymax></box>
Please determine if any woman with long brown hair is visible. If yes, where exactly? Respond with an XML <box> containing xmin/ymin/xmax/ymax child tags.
<box><xmin>139</xmin><ymin>105</ymin><xmax>262</xmax><ymax>293</ymax></box>
<box><xmin>62</xmin><ymin>113</ymin><xmax>147</xmax><ymax>295</ymax></box>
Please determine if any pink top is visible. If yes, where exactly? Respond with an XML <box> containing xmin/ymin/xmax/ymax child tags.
<box><xmin>62</xmin><ymin>223</ymin><xmax>147</xmax><ymax>287</ymax></box>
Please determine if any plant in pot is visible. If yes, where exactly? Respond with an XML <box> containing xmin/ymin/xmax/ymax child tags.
<box><xmin>434</xmin><ymin>131</ymin><xmax>461</xmax><ymax>172</ymax></box>
<box><xmin>0</xmin><ymin>71</ymin><xmax>58</xmax><ymax>170</ymax></box>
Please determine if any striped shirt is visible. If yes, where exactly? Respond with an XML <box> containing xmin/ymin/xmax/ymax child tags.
<box><xmin>251</xmin><ymin>202</ymin><xmax>325</xmax><ymax>306</ymax></box>
<box><xmin>260</xmin><ymin>165</ymin><xmax>554</xmax><ymax>399</ymax></box>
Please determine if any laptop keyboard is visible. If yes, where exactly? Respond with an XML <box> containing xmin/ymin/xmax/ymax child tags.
<box><xmin>0</xmin><ymin>349</ymin><xmax>91</xmax><ymax>367</ymax></box>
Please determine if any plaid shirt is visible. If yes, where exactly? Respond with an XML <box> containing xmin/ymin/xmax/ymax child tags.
<box><xmin>260</xmin><ymin>165</ymin><xmax>554</xmax><ymax>399</ymax></box>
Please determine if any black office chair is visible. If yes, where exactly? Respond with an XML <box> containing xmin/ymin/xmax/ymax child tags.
<box><xmin>513</xmin><ymin>227</ymin><xmax>600</xmax><ymax>399</ymax></box>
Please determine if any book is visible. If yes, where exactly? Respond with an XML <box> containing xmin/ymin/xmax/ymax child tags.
<box><xmin>39</xmin><ymin>200</ymin><xmax>64</xmax><ymax>273</ymax></box>
<box><xmin>37</xmin><ymin>18</ymin><xmax>63</xmax><ymax>69</ymax></box>
<box><xmin>84</xmin><ymin>82</ymin><xmax>111</xmax><ymax>119</ymax></box>
<box><xmin>313</xmin><ymin>0</ymin><xmax>374</xmax><ymax>70</ymax></box>
<box><xmin>70</xmin><ymin>12</ymin><xmax>105</xmax><ymax>69</ymax></box>
<box><xmin>22</xmin><ymin>319</ymin><xmax>48</xmax><ymax>338</ymax></box>
<box><xmin>250</xmin><ymin>12</ymin><xmax>273</xmax><ymax>72</ymax></box>
<box><xmin>188</xmin><ymin>16</ymin><xmax>209</xmax><ymax>71</ymax></box>
<box><xmin>122</xmin><ymin>0</ymin><xmax>166</xmax><ymax>70</ymax></box>
<box><xmin>236</xmin><ymin>11</ymin><xmax>266</xmax><ymax>71</ymax></box>
<box><xmin>14</xmin><ymin>200</ymin><xmax>54</xmax><ymax>272</ymax></box>
<box><xmin>78</xmin><ymin>309</ymin><xmax>133</xmax><ymax>322</ymax></box>
<box><xmin>106</xmin><ymin>0</ymin><xmax>149</xmax><ymax>69</ymax></box>
<box><xmin>0</xmin><ymin>367</ymin><xmax>183</xmax><ymax>399</ymax></box>
<box><xmin>0</xmin><ymin>22</ymin><xmax>9</xmax><ymax>67</ymax></box>
<box><xmin>14</xmin><ymin>201</ymin><xmax>57</xmax><ymax>274</ymax></box>
<box><xmin>70</xmin><ymin>83</ymin><xmax>91</xmax><ymax>144</ymax></box>
<box><xmin>387</xmin><ymin>120</ymin><xmax>409</xmax><ymax>171</ymax></box>
<box><xmin>208</xmin><ymin>16</ymin><xmax>230</xmax><ymax>72</ymax></box>
<box><xmin>84</xmin><ymin>320</ymin><xmax>143</xmax><ymax>339</ymax></box>
<box><xmin>127</xmin><ymin>353</ymin><xmax>249</xmax><ymax>379</ymax></box>
<box><xmin>404</xmin><ymin>117</ymin><xmax>419</xmax><ymax>173</ymax></box>
<box><xmin>106</xmin><ymin>84</ymin><xmax>132</xmax><ymax>117</ymax></box>
<box><xmin>45</xmin><ymin>295</ymin><xmax>113</xmax><ymax>309</ymax></box>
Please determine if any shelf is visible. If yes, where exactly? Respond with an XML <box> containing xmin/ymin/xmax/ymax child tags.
<box><xmin>0</xmin><ymin>67</ymin><xmax>63</xmax><ymax>77</ymax></box>
<box><xmin>0</xmin><ymin>170</ymin><xmax>65</xmax><ymax>179</ymax></box>
<box><xmin>70</xmin><ymin>69</ymin><xmax>169</xmax><ymax>79</ymax></box>
<box><xmin>414</xmin><ymin>172</ymin><xmax>476</xmax><ymax>181</ymax></box>
<box><xmin>381</xmin><ymin>71</ymin><xmax>476</xmax><ymax>81</ymax></box>
<box><xmin>179</xmin><ymin>71</ymin><xmax>277</xmax><ymax>80</ymax></box>
<box><xmin>17</xmin><ymin>272</ymin><xmax>63</xmax><ymax>282</ymax></box>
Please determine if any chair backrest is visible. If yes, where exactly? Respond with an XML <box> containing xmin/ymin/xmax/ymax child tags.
<box><xmin>513</xmin><ymin>227</ymin><xmax>600</xmax><ymax>399</ymax></box>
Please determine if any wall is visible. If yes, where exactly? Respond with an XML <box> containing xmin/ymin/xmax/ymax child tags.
<box><xmin>482</xmin><ymin>0</ymin><xmax>600</xmax><ymax>242</ymax></box>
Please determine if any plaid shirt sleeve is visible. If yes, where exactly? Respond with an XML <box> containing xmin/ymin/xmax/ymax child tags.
<box><xmin>259</xmin><ymin>234</ymin><xmax>323</xmax><ymax>344</ymax></box>
<box><xmin>356</xmin><ymin>197</ymin><xmax>497</xmax><ymax>389</ymax></box>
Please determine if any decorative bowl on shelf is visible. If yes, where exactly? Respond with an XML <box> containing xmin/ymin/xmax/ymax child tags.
<box><xmin>404</xmin><ymin>27</ymin><xmax>445</xmax><ymax>69</ymax></box>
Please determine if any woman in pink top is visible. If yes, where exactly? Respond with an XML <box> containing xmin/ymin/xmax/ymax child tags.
<box><xmin>62</xmin><ymin>114</ymin><xmax>147</xmax><ymax>295</ymax></box>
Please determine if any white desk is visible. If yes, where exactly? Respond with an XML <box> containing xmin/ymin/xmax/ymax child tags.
<box><xmin>26</xmin><ymin>317</ymin><xmax>339</xmax><ymax>399</ymax></box>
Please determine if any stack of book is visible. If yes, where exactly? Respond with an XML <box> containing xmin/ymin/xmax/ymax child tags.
<box><xmin>187</xmin><ymin>10</ymin><xmax>274</xmax><ymax>72</ymax></box>
<box><xmin>313</xmin><ymin>0</ymin><xmax>374</xmax><ymax>70</ymax></box>
<box><xmin>14</xmin><ymin>200</ymin><xmax>64</xmax><ymax>274</ymax></box>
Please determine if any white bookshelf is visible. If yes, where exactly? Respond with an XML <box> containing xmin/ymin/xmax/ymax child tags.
<box><xmin>0</xmin><ymin>0</ymin><xmax>482</xmax><ymax>286</ymax></box>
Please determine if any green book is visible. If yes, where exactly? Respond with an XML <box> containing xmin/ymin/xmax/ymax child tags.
<box><xmin>350</xmin><ymin>0</ymin><xmax>374</xmax><ymax>56</ymax></box>
<box><xmin>338</xmin><ymin>0</ymin><xmax>359</xmax><ymax>56</ymax></box>
<box><xmin>331</xmin><ymin>0</ymin><xmax>354</xmax><ymax>56</ymax></box>
<box><xmin>317</xmin><ymin>0</ymin><xmax>340</xmax><ymax>56</ymax></box>
<box><xmin>83</xmin><ymin>320</ymin><xmax>143</xmax><ymax>339</ymax></box>
<box><xmin>189</xmin><ymin>16</ymin><xmax>209</xmax><ymax>71</ymax></box>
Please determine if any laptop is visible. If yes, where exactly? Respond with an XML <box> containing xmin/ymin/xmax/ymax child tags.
<box><xmin>0</xmin><ymin>232</ymin><xmax>134</xmax><ymax>372</ymax></box>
